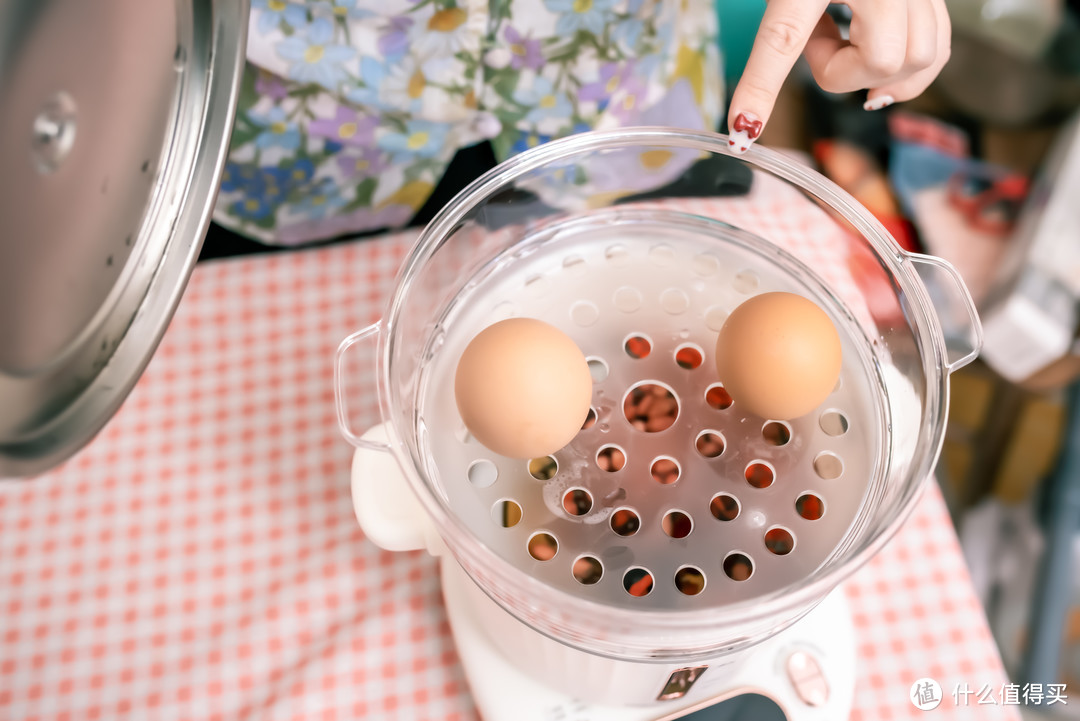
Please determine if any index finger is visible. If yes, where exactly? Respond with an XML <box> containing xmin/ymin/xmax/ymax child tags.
<box><xmin>728</xmin><ymin>0</ymin><xmax>830</xmax><ymax>153</ymax></box>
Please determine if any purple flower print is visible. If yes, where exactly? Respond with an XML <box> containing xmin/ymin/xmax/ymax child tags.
<box><xmin>585</xmin><ymin>82</ymin><xmax>704</xmax><ymax>195</ymax></box>
<box><xmin>308</xmin><ymin>106</ymin><xmax>377</xmax><ymax>147</ymax></box>
<box><xmin>504</xmin><ymin>26</ymin><xmax>543</xmax><ymax>71</ymax></box>
<box><xmin>587</xmin><ymin>145</ymin><xmax>698</xmax><ymax>195</ymax></box>
<box><xmin>254</xmin><ymin>70</ymin><xmax>289</xmax><ymax>101</ymax></box>
<box><xmin>608</xmin><ymin>76</ymin><xmax>647</xmax><ymax>123</ymax></box>
<box><xmin>378</xmin><ymin>15</ymin><xmax>413</xmax><ymax>59</ymax></box>
<box><xmin>638</xmin><ymin>79</ymin><xmax>704</xmax><ymax>131</ymax></box>
<box><xmin>335</xmin><ymin>147</ymin><xmax>387</xmax><ymax>179</ymax></box>
<box><xmin>579</xmin><ymin>62</ymin><xmax>635</xmax><ymax>104</ymax></box>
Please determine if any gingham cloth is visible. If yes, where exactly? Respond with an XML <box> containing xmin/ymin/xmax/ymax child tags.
<box><xmin>0</xmin><ymin>188</ymin><xmax>1018</xmax><ymax>720</ymax></box>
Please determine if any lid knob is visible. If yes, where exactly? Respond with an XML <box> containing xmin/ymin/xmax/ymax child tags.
<box><xmin>30</xmin><ymin>90</ymin><xmax>77</xmax><ymax>174</ymax></box>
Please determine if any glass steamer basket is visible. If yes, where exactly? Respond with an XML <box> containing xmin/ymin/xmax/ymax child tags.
<box><xmin>335</xmin><ymin>127</ymin><xmax>981</xmax><ymax>714</ymax></box>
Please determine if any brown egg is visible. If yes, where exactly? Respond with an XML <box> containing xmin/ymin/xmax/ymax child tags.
<box><xmin>455</xmin><ymin>318</ymin><xmax>593</xmax><ymax>459</ymax></box>
<box><xmin>714</xmin><ymin>292</ymin><xmax>842</xmax><ymax>420</ymax></box>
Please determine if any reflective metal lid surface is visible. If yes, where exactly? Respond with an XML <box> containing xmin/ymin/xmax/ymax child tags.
<box><xmin>0</xmin><ymin>0</ymin><xmax>247</xmax><ymax>477</ymax></box>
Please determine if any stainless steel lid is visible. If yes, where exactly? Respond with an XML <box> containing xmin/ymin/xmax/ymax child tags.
<box><xmin>0</xmin><ymin>0</ymin><xmax>248</xmax><ymax>477</ymax></box>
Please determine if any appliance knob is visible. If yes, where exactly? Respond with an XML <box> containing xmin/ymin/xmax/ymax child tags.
<box><xmin>785</xmin><ymin>651</ymin><xmax>829</xmax><ymax>707</ymax></box>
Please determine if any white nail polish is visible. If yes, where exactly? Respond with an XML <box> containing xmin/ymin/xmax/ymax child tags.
<box><xmin>863</xmin><ymin>95</ymin><xmax>895</xmax><ymax>111</ymax></box>
<box><xmin>729</xmin><ymin>130</ymin><xmax>752</xmax><ymax>154</ymax></box>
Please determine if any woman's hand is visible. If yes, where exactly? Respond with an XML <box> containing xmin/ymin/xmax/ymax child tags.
<box><xmin>727</xmin><ymin>0</ymin><xmax>951</xmax><ymax>153</ymax></box>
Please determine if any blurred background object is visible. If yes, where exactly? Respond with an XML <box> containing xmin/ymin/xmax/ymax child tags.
<box><xmin>939</xmin><ymin>0</ymin><xmax>1080</xmax><ymax>126</ymax></box>
<box><xmin>948</xmin><ymin>0</ymin><xmax>1064</xmax><ymax>60</ymax></box>
<box><xmin>979</xmin><ymin>112</ymin><xmax>1080</xmax><ymax>386</ymax></box>
<box><xmin>712</xmin><ymin>2</ymin><xmax>1080</xmax><ymax>711</ymax></box>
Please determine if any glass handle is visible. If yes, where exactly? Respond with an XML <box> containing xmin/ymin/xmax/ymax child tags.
<box><xmin>909</xmin><ymin>253</ymin><xmax>984</xmax><ymax>373</ymax></box>
<box><xmin>334</xmin><ymin>322</ymin><xmax>389</xmax><ymax>450</ymax></box>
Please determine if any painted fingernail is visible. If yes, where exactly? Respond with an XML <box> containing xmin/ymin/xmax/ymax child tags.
<box><xmin>729</xmin><ymin>112</ymin><xmax>763</xmax><ymax>155</ymax></box>
<box><xmin>863</xmin><ymin>95</ymin><xmax>895</xmax><ymax>112</ymax></box>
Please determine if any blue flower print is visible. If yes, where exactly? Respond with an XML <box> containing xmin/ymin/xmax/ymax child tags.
<box><xmin>345</xmin><ymin>56</ymin><xmax>390</xmax><ymax>111</ymax></box>
<box><xmin>231</xmin><ymin>174</ymin><xmax>279</xmax><ymax>219</ymax></box>
<box><xmin>636</xmin><ymin>52</ymin><xmax>662</xmax><ymax>81</ymax></box>
<box><xmin>275</xmin><ymin>18</ymin><xmax>356</xmax><ymax>90</ymax></box>
<box><xmin>296</xmin><ymin>178</ymin><xmax>347</xmax><ymax>220</ymax></box>
<box><xmin>614</xmin><ymin>16</ymin><xmax>644</xmax><ymax>50</ymax></box>
<box><xmin>514</xmin><ymin>77</ymin><xmax>574</xmax><ymax>125</ymax></box>
<box><xmin>249</xmin><ymin>107</ymin><xmax>302</xmax><ymax>151</ymax></box>
<box><xmin>221</xmin><ymin>162</ymin><xmax>259</xmax><ymax>192</ymax></box>
<box><xmin>252</xmin><ymin>0</ymin><xmax>309</xmax><ymax>33</ymax></box>
<box><xmin>257</xmin><ymin>168</ymin><xmax>286</xmax><ymax>200</ymax></box>
<box><xmin>222</xmin><ymin>162</ymin><xmax>308</xmax><ymax>221</ymax></box>
<box><xmin>510</xmin><ymin>131</ymin><xmax>552</xmax><ymax>155</ymax></box>
<box><xmin>544</xmin><ymin>0</ymin><xmax>617</xmax><ymax>37</ymax></box>
<box><xmin>218</xmin><ymin>0</ymin><xmax>722</xmax><ymax>246</ymax></box>
<box><xmin>313</xmin><ymin>0</ymin><xmax>375</xmax><ymax>20</ymax></box>
<box><xmin>655</xmin><ymin>19</ymin><xmax>675</xmax><ymax>53</ymax></box>
<box><xmin>377</xmin><ymin>120</ymin><xmax>448</xmax><ymax>160</ymax></box>
<box><xmin>231</xmin><ymin>196</ymin><xmax>276</xmax><ymax>221</ymax></box>
<box><xmin>281</xmin><ymin>157</ymin><xmax>317</xmax><ymax>187</ymax></box>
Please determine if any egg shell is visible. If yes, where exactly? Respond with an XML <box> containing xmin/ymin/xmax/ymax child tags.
<box><xmin>714</xmin><ymin>292</ymin><xmax>842</xmax><ymax>420</ymax></box>
<box><xmin>454</xmin><ymin>317</ymin><xmax>593</xmax><ymax>459</ymax></box>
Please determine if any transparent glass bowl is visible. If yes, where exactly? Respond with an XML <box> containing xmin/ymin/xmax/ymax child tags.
<box><xmin>337</xmin><ymin>128</ymin><xmax>982</xmax><ymax>661</ymax></box>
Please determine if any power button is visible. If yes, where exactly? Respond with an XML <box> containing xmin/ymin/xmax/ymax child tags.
<box><xmin>786</xmin><ymin>651</ymin><xmax>829</xmax><ymax>707</ymax></box>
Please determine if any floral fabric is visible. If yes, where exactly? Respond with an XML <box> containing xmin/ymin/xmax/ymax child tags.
<box><xmin>215</xmin><ymin>0</ymin><xmax>723</xmax><ymax>245</ymax></box>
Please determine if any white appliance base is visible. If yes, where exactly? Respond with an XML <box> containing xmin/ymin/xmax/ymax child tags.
<box><xmin>441</xmin><ymin>557</ymin><xmax>856</xmax><ymax>721</ymax></box>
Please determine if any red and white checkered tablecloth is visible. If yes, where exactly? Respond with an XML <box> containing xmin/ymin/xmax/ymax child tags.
<box><xmin>1</xmin><ymin>186</ymin><xmax>1018</xmax><ymax>721</ymax></box>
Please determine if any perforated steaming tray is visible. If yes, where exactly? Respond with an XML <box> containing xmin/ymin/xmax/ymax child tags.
<box><xmin>418</xmin><ymin>210</ymin><xmax>888</xmax><ymax>611</ymax></box>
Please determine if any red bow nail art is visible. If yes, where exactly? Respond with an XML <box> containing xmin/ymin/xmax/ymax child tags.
<box><xmin>732</xmin><ymin>113</ymin><xmax>763</xmax><ymax>140</ymax></box>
